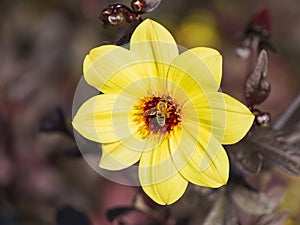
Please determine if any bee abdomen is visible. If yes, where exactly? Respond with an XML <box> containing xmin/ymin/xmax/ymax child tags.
<box><xmin>156</xmin><ymin>113</ymin><xmax>166</xmax><ymax>127</ymax></box>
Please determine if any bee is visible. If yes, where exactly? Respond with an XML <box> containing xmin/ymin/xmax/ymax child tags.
<box><xmin>144</xmin><ymin>101</ymin><xmax>168</xmax><ymax>127</ymax></box>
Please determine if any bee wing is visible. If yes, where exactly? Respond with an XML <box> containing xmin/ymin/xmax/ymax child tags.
<box><xmin>143</xmin><ymin>107</ymin><xmax>157</xmax><ymax>116</ymax></box>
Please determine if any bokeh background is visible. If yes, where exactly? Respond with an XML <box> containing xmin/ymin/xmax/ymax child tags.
<box><xmin>0</xmin><ymin>0</ymin><xmax>299</xmax><ymax>224</ymax></box>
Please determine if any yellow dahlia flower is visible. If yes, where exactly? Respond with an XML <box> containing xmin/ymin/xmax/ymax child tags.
<box><xmin>72</xmin><ymin>19</ymin><xmax>254</xmax><ymax>205</ymax></box>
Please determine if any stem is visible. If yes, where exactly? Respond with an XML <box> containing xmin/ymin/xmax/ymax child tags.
<box><xmin>272</xmin><ymin>93</ymin><xmax>300</xmax><ymax>131</ymax></box>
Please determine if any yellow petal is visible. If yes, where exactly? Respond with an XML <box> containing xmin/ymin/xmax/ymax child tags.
<box><xmin>100</xmin><ymin>133</ymin><xmax>166</xmax><ymax>170</ymax></box>
<box><xmin>131</xmin><ymin>19</ymin><xmax>177</xmax><ymax>43</ymax></box>
<box><xmin>200</xmin><ymin>93</ymin><xmax>254</xmax><ymax>144</ymax></box>
<box><xmin>139</xmin><ymin>138</ymin><xmax>188</xmax><ymax>205</ymax></box>
<box><xmin>99</xmin><ymin>140</ymin><xmax>142</xmax><ymax>170</ymax></box>
<box><xmin>182</xmin><ymin>92</ymin><xmax>254</xmax><ymax>145</ymax></box>
<box><xmin>221</xmin><ymin>94</ymin><xmax>254</xmax><ymax>144</ymax></box>
<box><xmin>130</xmin><ymin>19</ymin><xmax>179</xmax><ymax>81</ymax></box>
<box><xmin>166</xmin><ymin>48</ymin><xmax>221</xmax><ymax>104</ymax></box>
<box><xmin>188</xmin><ymin>47</ymin><xmax>222</xmax><ymax>86</ymax></box>
<box><xmin>83</xmin><ymin>45</ymin><xmax>148</xmax><ymax>98</ymax></box>
<box><xmin>72</xmin><ymin>94</ymin><xmax>137</xmax><ymax>143</ymax></box>
<box><xmin>133</xmin><ymin>62</ymin><xmax>171</xmax><ymax>94</ymax></box>
<box><xmin>169</xmin><ymin>126</ymin><xmax>229</xmax><ymax>187</ymax></box>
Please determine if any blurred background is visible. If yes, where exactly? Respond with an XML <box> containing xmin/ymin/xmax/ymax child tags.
<box><xmin>0</xmin><ymin>0</ymin><xmax>299</xmax><ymax>224</ymax></box>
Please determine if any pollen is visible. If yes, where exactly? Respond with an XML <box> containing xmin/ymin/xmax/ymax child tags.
<box><xmin>141</xmin><ymin>95</ymin><xmax>181</xmax><ymax>134</ymax></box>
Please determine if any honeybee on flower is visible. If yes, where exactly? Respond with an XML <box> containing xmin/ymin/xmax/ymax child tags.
<box><xmin>144</xmin><ymin>98</ymin><xmax>169</xmax><ymax>127</ymax></box>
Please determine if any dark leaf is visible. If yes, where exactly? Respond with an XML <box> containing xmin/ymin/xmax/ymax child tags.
<box><xmin>231</xmin><ymin>186</ymin><xmax>273</xmax><ymax>215</ymax></box>
<box><xmin>234</xmin><ymin>95</ymin><xmax>300</xmax><ymax>175</ymax></box>
<box><xmin>106</xmin><ymin>207</ymin><xmax>134</xmax><ymax>222</ymax></box>
<box><xmin>245</xmin><ymin>49</ymin><xmax>270</xmax><ymax>106</ymax></box>
<box><xmin>230</xmin><ymin>127</ymin><xmax>300</xmax><ymax>176</ymax></box>
<box><xmin>255</xmin><ymin>128</ymin><xmax>300</xmax><ymax>176</ymax></box>
<box><xmin>231</xmin><ymin>146</ymin><xmax>263</xmax><ymax>174</ymax></box>
<box><xmin>270</xmin><ymin>141</ymin><xmax>300</xmax><ymax>176</ymax></box>
<box><xmin>202</xmin><ymin>191</ymin><xmax>239</xmax><ymax>225</ymax></box>
<box><xmin>228</xmin><ymin>155</ymin><xmax>258</xmax><ymax>191</ymax></box>
<box><xmin>286</xmin><ymin>129</ymin><xmax>300</xmax><ymax>149</ymax></box>
<box><xmin>256</xmin><ymin>211</ymin><xmax>289</xmax><ymax>225</ymax></box>
<box><xmin>131</xmin><ymin>0</ymin><xmax>162</xmax><ymax>13</ymax></box>
<box><xmin>56</xmin><ymin>206</ymin><xmax>91</xmax><ymax>225</ymax></box>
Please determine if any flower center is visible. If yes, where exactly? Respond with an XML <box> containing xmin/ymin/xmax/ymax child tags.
<box><xmin>141</xmin><ymin>95</ymin><xmax>181</xmax><ymax>134</ymax></box>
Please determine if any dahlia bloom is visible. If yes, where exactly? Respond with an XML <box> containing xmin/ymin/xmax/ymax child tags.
<box><xmin>72</xmin><ymin>19</ymin><xmax>254</xmax><ymax>205</ymax></box>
